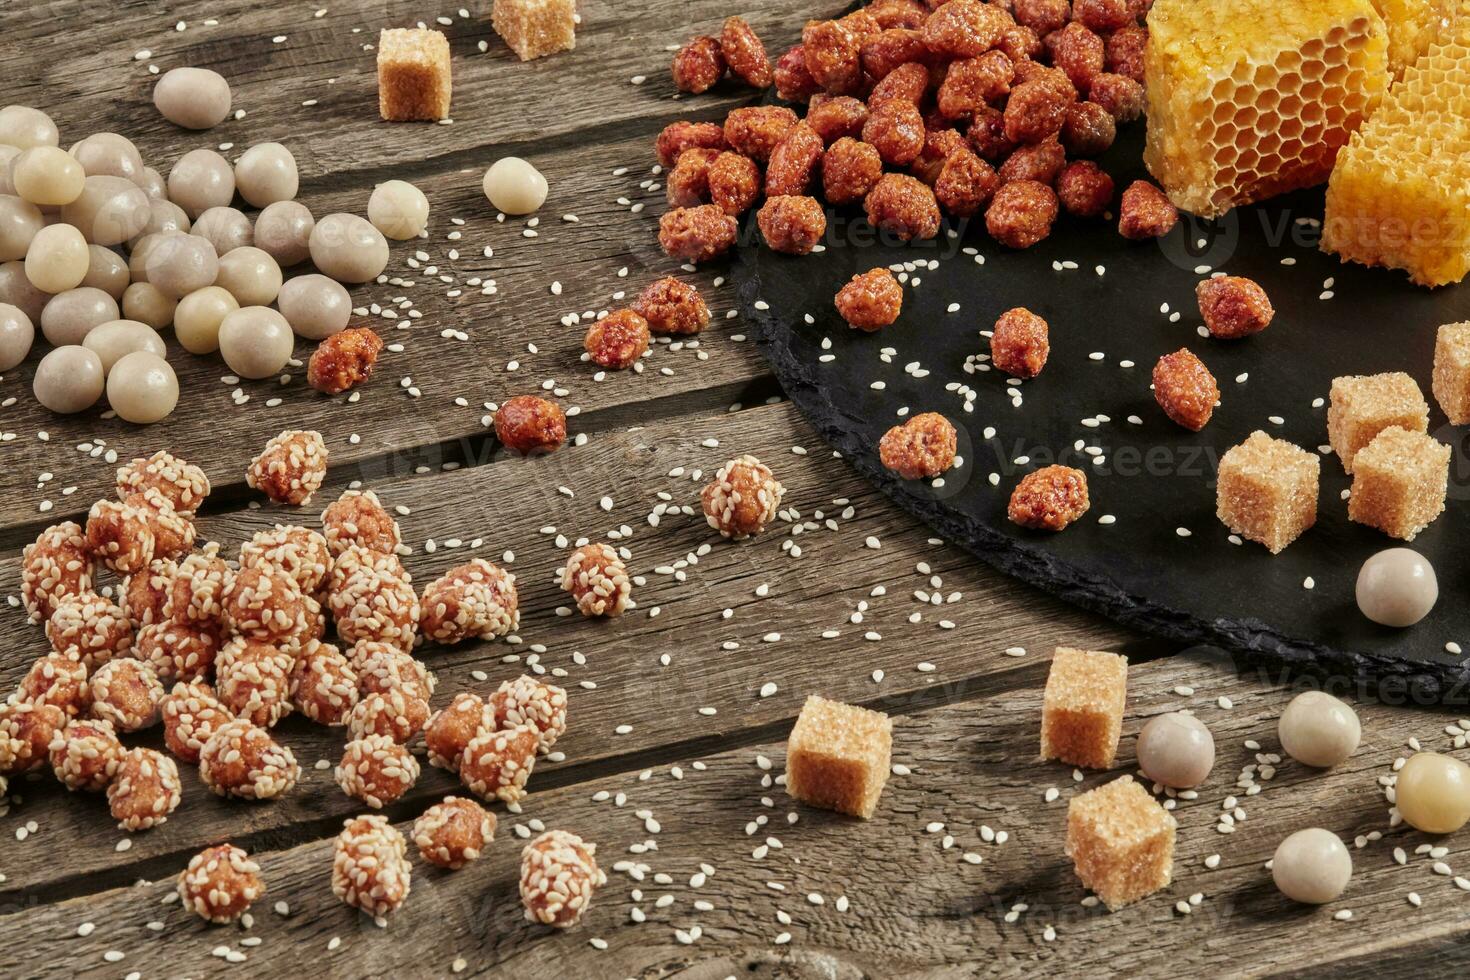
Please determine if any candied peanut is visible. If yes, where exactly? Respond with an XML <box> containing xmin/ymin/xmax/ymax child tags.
<box><xmin>935</xmin><ymin>147</ymin><xmax>1000</xmax><ymax>217</ymax></box>
<box><xmin>998</xmin><ymin>137</ymin><xmax>1065</xmax><ymax>185</ymax></box>
<box><xmin>868</xmin><ymin>61</ymin><xmax>930</xmax><ymax>109</ymax></box>
<box><xmin>1012</xmin><ymin>0</ymin><xmax>1070</xmax><ymax>34</ymax></box>
<box><xmin>721</xmin><ymin>17</ymin><xmax>773</xmax><ymax>88</ymax></box>
<box><xmin>1126</xmin><ymin>0</ymin><xmax>1153</xmax><ymax>18</ymax></box>
<box><xmin>1061</xmin><ymin>101</ymin><xmax>1115</xmax><ymax>157</ymax></box>
<box><xmin>922</xmin><ymin>0</ymin><xmax>1009</xmax><ymax>57</ymax></box>
<box><xmin>1003</xmin><ymin>77</ymin><xmax>1074</xmax><ymax>144</ymax></box>
<box><xmin>584</xmin><ymin>310</ymin><xmax>650</xmax><ymax>370</ymax></box>
<box><xmin>864</xmin><ymin>172</ymin><xmax>942</xmax><ymax>241</ymax></box>
<box><xmin>1088</xmin><ymin>73</ymin><xmax>1144</xmax><ymax>122</ymax></box>
<box><xmin>1056</xmin><ymin>160</ymin><xmax>1114</xmax><ymax>217</ymax></box>
<box><xmin>1075</xmin><ymin>0</ymin><xmax>1131</xmax><ymax>30</ymax></box>
<box><xmin>659</xmin><ymin>205</ymin><xmax>739</xmax><ymax>262</ymax></box>
<box><xmin>968</xmin><ymin>105</ymin><xmax>1016</xmax><ymax>160</ymax></box>
<box><xmin>774</xmin><ymin>45</ymin><xmax>821</xmax><ymax>102</ymax></box>
<box><xmin>666</xmin><ymin>148</ymin><xmax>720</xmax><ymax>207</ymax></box>
<box><xmin>1105</xmin><ymin>24</ymin><xmax>1147</xmax><ymax>83</ymax></box>
<box><xmin>1046</xmin><ymin>22</ymin><xmax>1104</xmax><ymax>92</ymax></box>
<box><xmin>1153</xmin><ymin>349</ymin><xmax>1218</xmax><ymax>431</ymax></box>
<box><xmin>937</xmin><ymin>51</ymin><xmax>1014</xmax><ymax>119</ymax></box>
<box><xmin>672</xmin><ymin>36</ymin><xmax>725</xmax><ymax>94</ymax></box>
<box><xmin>1008</xmin><ymin>465</ymin><xmax>1090</xmax><ymax>531</ymax></box>
<box><xmin>802</xmin><ymin>19</ymin><xmax>864</xmax><ymax>95</ymax></box>
<box><xmin>869</xmin><ymin>0</ymin><xmax>929</xmax><ymax>29</ymax></box>
<box><xmin>911</xmin><ymin>127</ymin><xmax>970</xmax><ymax>185</ymax></box>
<box><xmin>862</xmin><ymin>99</ymin><xmax>925</xmax><ymax>166</ymax></box>
<box><xmin>1197</xmin><ymin>276</ymin><xmax>1274</xmax><ymax>340</ymax></box>
<box><xmin>998</xmin><ymin>23</ymin><xmax>1043</xmax><ymax>62</ymax></box>
<box><xmin>985</xmin><ymin>179</ymin><xmax>1058</xmax><ymax>248</ymax></box>
<box><xmin>990</xmin><ymin>307</ymin><xmax>1050</xmax><ymax>377</ymax></box>
<box><xmin>806</xmin><ymin>96</ymin><xmax>869</xmax><ymax>144</ymax></box>
<box><xmin>822</xmin><ymin>137</ymin><xmax>884</xmax><ymax>205</ymax></box>
<box><xmin>308</xmin><ymin>327</ymin><xmax>383</xmax><ymax>395</ymax></box>
<box><xmin>840</xmin><ymin>8</ymin><xmax>883</xmax><ymax>41</ymax></box>
<box><xmin>757</xmin><ymin>196</ymin><xmax>827</xmax><ymax>256</ymax></box>
<box><xmin>633</xmin><ymin>277</ymin><xmax>709</xmax><ymax>336</ymax></box>
<box><xmin>707</xmin><ymin>152</ymin><xmax>761</xmax><ymax>216</ymax></box>
<box><xmin>1118</xmin><ymin>180</ymin><xmax>1178</xmax><ymax>240</ymax></box>
<box><xmin>723</xmin><ymin>106</ymin><xmax>798</xmax><ymax>162</ymax></box>
<box><xmin>880</xmin><ymin>413</ymin><xmax>958</xmax><ymax>479</ymax></box>
<box><xmin>765</xmin><ymin>123</ymin><xmax>824</xmax><ymax>197</ymax></box>
<box><xmin>860</xmin><ymin>28</ymin><xmax>930</xmax><ymax>79</ymax></box>
<box><xmin>835</xmin><ymin>267</ymin><xmax>903</xmax><ymax>331</ymax></box>
<box><xmin>495</xmin><ymin>395</ymin><xmax>567</xmax><ymax>454</ymax></box>
<box><xmin>655</xmin><ymin>121</ymin><xmax>727</xmax><ymax>168</ymax></box>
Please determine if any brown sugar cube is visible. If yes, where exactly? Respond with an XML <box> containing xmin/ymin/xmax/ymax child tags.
<box><xmin>1327</xmin><ymin>372</ymin><xmax>1429</xmax><ymax>474</ymax></box>
<box><xmin>1216</xmin><ymin>431</ymin><xmax>1319</xmax><ymax>554</ymax></box>
<box><xmin>1040</xmin><ymin>647</ymin><xmax>1126</xmax><ymax>769</ymax></box>
<box><xmin>377</xmin><ymin>29</ymin><xmax>452</xmax><ymax>122</ymax></box>
<box><xmin>1065</xmin><ymin>775</ymin><xmax>1176</xmax><ymax>911</ymax></box>
<box><xmin>1432</xmin><ymin>322</ymin><xmax>1470</xmax><ymax>425</ymax></box>
<box><xmin>492</xmin><ymin>0</ymin><xmax>577</xmax><ymax>62</ymax></box>
<box><xmin>785</xmin><ymin>695</ymin><xmax>892</xmax><ymax>819</ymax></box>
<box><xmin>1348</xmin><ymin>426</ymin><xmax>1450</xmax><ymax>541</ymax></box>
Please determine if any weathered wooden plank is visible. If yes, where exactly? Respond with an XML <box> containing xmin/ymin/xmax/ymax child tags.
<box><xmin>5</xmin><ymin>654</ymin><xmax>1460</xmax><ymax>978</ymax></box>
<box><xmin>0</xmin><ymin>399</ymin><xmax>1145</xmax><ymax>904</ymax></box>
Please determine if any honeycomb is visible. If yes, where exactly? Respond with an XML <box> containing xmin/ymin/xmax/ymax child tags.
<box><xmin>1143</xmin><ymin>0</ymin><xmax>1390</xmax><ymax>217</ymax></box>
<box><xmin>1322</xmin><ymin>3</ymin><xmax>1470</xmax><ymax>286</ymax></box>
<box><xmin>1373</xmin><ymin>0</ymin><xmax>1456</xmax><ymax>75</ymax></box>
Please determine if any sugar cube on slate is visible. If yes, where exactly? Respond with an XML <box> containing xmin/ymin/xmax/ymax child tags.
<box><xmin>1066</xmin><ymin>775</ymin><xmax>1176</xmax><ymax>910</ymax></box>
<box><xmin>1216</xmin><ymin>430</ymin><xmax>1320</xmax><ymax>553</ymax></box>
<box><xmin>1327</xmin><ymin>371</ymin><xmax>1429</xmax><ymax>473</ymax></box>
<box><xmin>1348</xmin><ymin>425</ymin><xmax>1450</xmax><ymax>540</ymax></box>
<box><xmin>492</xmin><ymin>0</ymin><xmax>578</xmax><ymax>62</ymax></box>
<box><xmin>1432</xmin><ymin>321</ymin><xmax>1470</xmax><ymax>425</ymax></box>
<box><xmin>377</xmin><ymin>28</ymin><xmax>453</xmax><ymax>122</ymax></box>
<box><xmin>785</xmin><ymin>695</ymin><xmax>892</xmax><ymax>819</ymax></box>
<box><xmin>1041</xmin><ymin>647</ymin><xmax>1127</xmax><ymax>769</ymax></box>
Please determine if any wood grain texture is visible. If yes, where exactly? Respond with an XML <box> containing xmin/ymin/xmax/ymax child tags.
<box><xmin>5</xmin><ymin>653</ymin><xmax>1463</xmax><ymax>979</ymax></box>
<box><xmin>0</xmin><ymin>399</ymin><xmax>1145</xmax><ymax>906</ymax></box>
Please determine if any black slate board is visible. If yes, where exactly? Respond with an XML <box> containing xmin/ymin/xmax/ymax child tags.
<box><xmin>736</xmin><ymin>125</ymin><xmax>1470</xmax><ymax>703</ymax></box>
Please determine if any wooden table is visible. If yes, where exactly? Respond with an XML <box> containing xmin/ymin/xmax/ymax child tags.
<box><xmin>2</xmin><ymin>3</ymin><xmax>1467</xmax><ymax>977</ymax></box>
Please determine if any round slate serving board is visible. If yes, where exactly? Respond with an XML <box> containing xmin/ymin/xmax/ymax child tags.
<box><xmin>736</xmin><ymin>124</ymin><xmax>1470</xmax><ymax>703</ymax></box>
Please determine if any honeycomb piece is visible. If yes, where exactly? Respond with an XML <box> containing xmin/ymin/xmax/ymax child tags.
<box><xmin>1144</xmin><ymin>0</ymin><xmax>1390</xmax><ymax>217</ymax></box>
<box><xmin>1373</xmin><ymin>0</ymin><xmax>1457</xmax><ymax>75</ymax></box>
<box><xmin>1323</xmin><ymin>4</ymin><xmax>1470</xmax><ymax>286</ymax></box>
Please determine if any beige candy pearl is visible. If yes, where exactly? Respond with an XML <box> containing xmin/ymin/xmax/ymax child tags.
<box><xmin>278</xmin><ymin>274</ymin><xmax>351</xmax><ymax>340</ymax></box>
<box><xmin>137</xmin><ymin>167</ymin><xmax>168</xmax><ymax>201</ymax></box>
<box><xmin>0</xmin><ymin>194</ymin><xmax>44</xmax><ymax>261</ymax></box>
<box><xmin>61</xmin><ymin>176</ymin><xmax>150</xmax><ymax>246</ymax></box>
<box><xmin>1356</xmin><ymin>548</ymin><xmax>1437</xmax><ymax>628</ymax></box>
<box><xmin>71</xmin><ymin>133</ymin><xmax>145</xmax><ymax>182</ymax></box>
<box><xmin>40</xmin><ymin>286</ymin><xmax>119</xmax><ymax>345</ymax></box>
<box><xmin>122</xmin><ymin>282</ymin><xmax>178</xmax><ymax>330</ymax></box>
<box><xmin>1272</xmin><ymin>829</ymin><xmax>1351</xmax><ymax>904</ymax></box>
<box><xmin>0</xmin><ymin>105</ymin><xmax>59</xmax><ymax>150</ymax></box>
<box><xmin>0</xmin><ymin>260</ymin><xmax>49</xmax><ymax>321</ymax></box>
<box><xmin>368</xmin><ymin>180</ymin><xmax>429</xmax><ymax>240</ymax></box>
<box><xmin>84</xmin><ymin>319</ymin><xmax>166</xmax><ymax>373</ymax></box>
<box><xmin>82</xmin><ymin>245</ymin><xmax>130</xmax><ymax>300</ymax></box>
<box><xmin>145</xmin><ymin>233</ymin><xmax>219</xmax><ymax>300</ymax></box>
<box><xmin>1278</xmin><ymin>691</ymin><xmax>1360</xmax><ymax>768</ymax></box>
<box><xmin>235</xmin><ymin>143</ymin><xmax>298</xmax><ymax>208</ymax></box>
<box><xmin>0</xmin><ymin>146</ymin><xmax>17</xmax><ymax>196</ymax></box>
<box><xmin>482</xmin><ymin>157</ymin><xmax>548</xmax><ymax>215</ymax></box>
<box><xmin>309</xmin><ymin>213</ymin><xmax>388</xmax><ymax>284</ymax></box>
<box><xmin>12</xmin><ymin>147</ymin><xmax>85</xmax><ymax>207</ymax></box>
<box><xmin>25</xmin><ymin>223</ymin><xmax>89</xmax><ymax>293</ymax></box>
<box><xmin>107</xmin><ymin>351</ymin><xmax>178</xmax><ymax>423</ymax></box>
<box><xmin>131</xmin><ymin>198</ymin><xmax>191</xmax><ymax>247</ymax></box>
<box><xmin>219</xmin><ymin>306</ymin><xmax>294</xmax><ymax>379</ymax></box>
<box><xmin>1136</xmin><ymin>712</ymin><xmax>1215</xmax><ymax>789</ymax></box>
<box><xmin>153</xmin><ymin>67</ymin><xmax>233</xmax><ymax>130</ymax></box>
<box><xmin>1396</xmin><ymin>752</ymin><xmax>1470</xmax><ymax>834</ymax></box>
<box><xmin>254</xmin><ymin>200</ymin><xmax>314</xmax><ymax>267</ymax></box>
<box><xmin>168</xmin><ymin>149</ymin><xmax>235</xmax><ymax>220</ymax></box>
<box><xmin>193</xmin><ymin>206</ymin><xmax>253</xmax><ymax>256</ymax></box>
<box><xmin>33</xmin><ymin>345</ymin><xmax>104</xmax><ymax>413</ymax></box>
<box><xmin>216</xmin><ymin>246</ymin><xmax>282</xmax><ymax>306</ymax></box>
<box><xmin>174</xmin><ymin>286</ymin><xmax>238</xmax><ymax>354</ymax></box>
<box><xmin>0</xmin><ymin>302</ymin><xmax>35</xmax><ymax>370</ymax></box>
